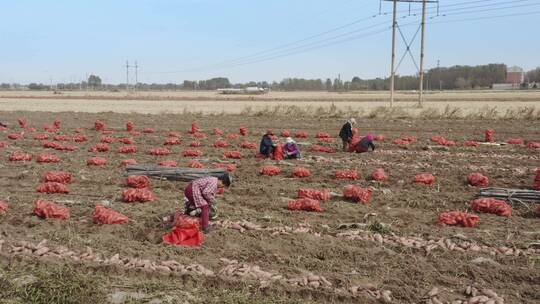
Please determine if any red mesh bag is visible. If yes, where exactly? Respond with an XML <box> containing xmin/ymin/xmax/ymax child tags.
<box><xmin>126</xmin><ymin>121</ymin><xmax>134</xmax><ymax>132</ymax></box>
<box><xmin>33</xmin><ymin>134</ymin><xmax>49</xmax><ymax>140</ymax></box>
<box><xmin>164</xmin><ymin>137</ymin><xmax>181</xmax><ymax>145</ymax></box>
<box><xmin>281</xmin><ymin>130</ymin><xmax>290</xmax><ymax>137</ymax></box>
<box><xmin>297</xmin><ymin>188</ymin><xmax>331</xmax><ymax>201</ymax></box>
<box><xmin>122</xmin><ymin>188</ymin><xmax>155</xmax><ymax>202</ymax></box>
<box><xmin>240</xmin><ymin>141</ymin><xmax>257</xmax><ymax>149</ymax></box>
<box><xmin>0</xmin><ymin>141</ymin><xmax>8</xmax><ymax>148</ymax></box>
<box><xmin>7</xmin><ymin>133</ymin><xmax>22</xmax><ymax>140</ymax></box>
<box><xmin>44</xmin><ymin>125</ymin><xmax>58</xmax><ymax>133</ymax></box>
<box><xmin>527</xmin><ymin>142</ymin><xmax>540</xmax><ymax>149</ymax></box>
<box><xmin>374</xmin><ymin>134</ymin><xmax>385</xmax><ymax>141</ymax></box>
<box><xmin>34</xmin><ymin>199</ymin><xmax>70</xmax><ymax>220</ymax></box>
<box><xmin>183</xmin><ymin>149</ymin><xmax>203</xmax><ymax>157</ymax></box>
<box><xmin>192</xmin><ymin>132</ymin><xmax>206</xmax><ymax>139</ymax></box>
<box><xmin>42</xmin><ymin>141</ymin><xmax>61</xmax><ymax>149</ymax></box>
<box><xmin>162</xmin><ymin>225</ymin><xmax>204</xmax><ymax>247</ymax></box>
<box><xmin>506</xmin><ymin>138</ymin><xmax>524</xmax><ymax>145</ymax></box>
<box><xmin>393</xmin><ymin>139</ymin><xmax>409</xmax><ymax>145</ymax></box>
<box><xmin>464</xmin><ymin>140</ymin><xmax>479</xmax><ymax>147</ymax></box>
<box><xmin>239</xmin><ymin>126</ymin><xmax>248</xmax><ymax>136</ymax></box>
<box><xmin>118</xmin><ymin>137</ymin><xmax>134</xmax><ymax>144</ymax></box>
<box><xmin>471</xmin><ymin>198</ymin><xmax>512</xmax><ymax>217</ymax></box>
<box><xmin>189</xmin><ymin>122</ymin><xmax>199</xmax><ymax>134</ymax></box>
<box><xmin>414</xmin><ymin>173</ymin><xmax>436</xmax><ymax>185</ymax></box>
<box><xmin>431</xmin><ymin>135</ymin><xmax>444</xmax><ymax>143</ymax></box>
<box><xmin>93</xmin><ymin>204</ymin><xmax>129</xmax><ymax>224</ymax></box>
<box><xmin>121</xmin><ymin>159</ymin><xmax>137</xmax><ymax>166</ymax></box>
<box><xmin>129</xmin><ymin>131</ymin><xmax>141</xmax><ymax>136</ymax></box>
<box><xmin>467</xmin><ymin>173</ymin><xmax>489</xmax><ymax>187</ymax></box>
<box><xmin>214</xmin><ymin>163</ymin><xmax>236</xmax><ymax>172</ymax></box>
<box><xmin>343</xmin><ymin>185</ymin><xmax>372</xmax><ymax>204</ymax></box>
<box><xmin>73</xmin><ymin>134</ymin><xmax>88</xmax><ymax>142</ymax></box>
<box><xmin>56</xmin><ymin>144</ymin><xmax>76</xmax><ymax>151</ymax></box>
<box><xmin>36</xmin><ymin>153</ymin><xmax>60</xmax><ymax>163</ymax></box>
<box><xmin>533</xmin><ymin>168</ymin><xmax>540</xmax><ymax>190</ymax></box>
<box><xmin>126</xmin><ymin>176</ymin><xmax>150</xmax><ymax>189</ymax></box>
<box><xmin>53</xmin><ymin>135</ymin><xmax>70</xmax><ymax>141</ymax></box>
<box><xmin>88</xmin><ymin>143</ymin><xmax>109</xmax><ymax>152</ymax></box>
<box><xmin>94</xmin><ymin>120</ymin><xmax>105</xmax><ymax>131</ymax></box>
<box><xmin>310</xmin><ymin>145</ymin><xmax>336</xmax><ymax>153</ymax></box>
<box><xmin>335</xmin><ymin>170</ymin><xmax>359</xmax><ymax>180</ymax></box>
<box><xmin>172</xmin><ymin>212</ymin><xmax>201</xmax><ymax>229</ymax></box>
<box><xmin>101</xmin><ymin>130</ymin><xmax>114</xmax><ymax>135</ymax></box>
<box><xmin>10</xmin><ymin>151</ymin><xmax>32</xmax><ymax>161</ymax></box>
<box><xmin>100</xmin><ymin>136</ymin><xmax>115</xmax><ymax>143</ymax></box>
<box><xmin>190</xmin><ymin>141</ymin><xmax>202</xmax><ymax>147</ymax></box>
<box><xmin>73</xmin><ymin>128</ymin><xmax>83</xmax><ymax>133</ymax></box>
<box><xmin>149</xmin><ymin>148</ymin><xmax>171</xmax><ymax>156</ymax></box>
<box><xmin>431</xmin><ymin>136</ymin><xmax>456</xmax><ymax>146</ymax></box>
<box><xmin>273</xmin><ymin>144</ymin><xmax>283</xmax><ymax>160</ymax></box>
<box><xmin>438</xmin><ymin>211</ymin><xmax>479</xmax><ymax>228</ymax></box>
<box><xmin>226</xmin><ymin>133</ymin><xmax>240</xmax><ymax>139</ymax></box>
<box><xmin>317</xmin><ymin>138</ymin><xmax>334</xmax><ymax>143</ymax></box>
<box><xmin>315</xmin><ymin>132</ymin><xmax>331</xmax><ymax>139</ymax></box>
<box><xmin>36</xmin><ymin>182</ymin><xmax>70</xmax><ymax>194</ymax></box>
<box><xmin>53</xmin><ymin>119</ymin><xmax>61</xmax><ymax>129</ymax></box>
<box><xmin>18</xmin><ymin>117</ymin><xmax>27</xmax><ymax>128</ymax></box>
<box><xmin>0</xmin><ymin>201</ymin><xmax>8</xmax><ymax>215</ymax></box>
<box><xmin>214</xmin><ymin>140</ymin><xmax>229</xmax><ymax>148</ymax></box>
<box><xmin>371</xmin><ymin>168</ymin><xmax>389</xmax><ymax>182</ymax></box>
<box><xmin>224</xmin><ymin>150</ymin><xmax>243</xmax><ymax>159</ymax></box>
<box><xmin>294</xmin><ymin>131</ymin><xmax>308</xmax><ymax>138</ymax></box>
<box><xmin>292</xmin><ymin>167</ymin><xmax>311</xmax><ymax>178</ymax></box>
<box><xmin>118</xmin><ymin>146</ymin><xmax>137</xmax><ymax>153</ymax></box>
<box><xmin>213</xmin><ymin>128</ymin><xmax>223</xmax><ymax>136</ymax></box>
<box><xmin>43</xmin><ymin>171</ymin><xmax>72</xmax><ymax>184</ymax></box>
<box><xmin>87</xmin><ymin>157</ymin><xmax>107</xmax><ymax>166</ymax></box>
<box><xmin>142</xmin><ymin>128</ymin><xmax>155</xmax><ymax>134</ymax></box>
<box><xmin>485</xmin><ymin>129</ymin><xmax>494</xmax><ymax>142</ymax></box>
<box><xmin>168</xmin><ymin>132</ymin><xmax>181</xmax><ymax>138</ymax></box>
<box><xmin>158</xmin><ymin>160</ymin><xmax>177</xmax><ymax>167</ymax></box>
<box><xmin>288</xmin><ymin>198</ymin><xmax>323</xmax><ymax>212</ymax></box>
<box><xmin>260</xmin><ymin>165</ymin><xmax>281</xmax><ymax>176</ymax></box>
<box><xmin>188</xmin><ymin>160</ymin><xmax>204</xmax><ymax>168</ymax></box>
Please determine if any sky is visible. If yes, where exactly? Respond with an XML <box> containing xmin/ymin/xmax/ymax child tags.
<box><xmin>1</xmin><ymin>0</ymin><xmax>539</xmax><ymax>84</ymax></box>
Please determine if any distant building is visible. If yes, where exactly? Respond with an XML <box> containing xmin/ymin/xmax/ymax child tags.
<box><xmin>506</xmin><ymin>66</ymin><xmax>524</xmax><ymax>84</ymax></box>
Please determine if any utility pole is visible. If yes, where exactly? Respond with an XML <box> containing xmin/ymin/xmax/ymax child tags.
<box><xmin>418</xmin><ymin>0</ymin><xmax>427</xmax><ymax>107</ymax></box>
<box><xmin>134</xmin><ymin>61</ymin><xmax>139</xmax><ymax>91</ymax></box>
<box><xmin>389</xmin><ymin>0</ymin><xmax>397</xmax><ymax>107</ymax></box>
<box><xmin>125</xmin><ymin>60</ymin><xmax>130</xmax><ymax>92</ymax></box>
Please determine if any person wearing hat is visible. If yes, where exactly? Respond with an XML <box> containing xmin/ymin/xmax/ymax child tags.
<box><xmin>339</xmin><ymin>118</ymin><xmax>356</xmax><ymax>152</ymax></box>
<box><xmin>352</xmin><ymin>133</ymin><xmax>376</xmax><ymax>153</ymax></box>
<box><xmin>283</xmin><ymin>137</ymin><xmax>301</xmax><ymax>159</ymax></box>
<box><xmin>259</xmin><ymin>129</ymin><xmax>276</xmax><ymax>158</ymax></box>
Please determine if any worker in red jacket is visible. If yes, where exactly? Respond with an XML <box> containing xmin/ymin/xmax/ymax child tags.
<box><xmin>184</xmin><ymin>174</ymin><xmax>231</xmax><ymax>233</ymax></box>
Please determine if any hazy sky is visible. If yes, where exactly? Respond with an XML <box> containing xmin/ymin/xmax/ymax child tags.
<box><xmin>1</xmin><ymin>0</ymin><xmax>539</xmax><ymax>84</ymax></box>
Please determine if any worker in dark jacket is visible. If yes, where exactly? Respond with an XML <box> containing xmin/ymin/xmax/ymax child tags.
<box><xmin>353</xmin><ymin>133</ymin><xmax>375</xmax><ymax>153</ymax></box>
<box><xmin>259</xmin><ymin>129</ymin><xmax>276</xmax><ymax>158</ymax></box>
<box><xmin>338</xmin><ymin>118</ymin><xmax>356</xmax><ymax>151</ymax></box>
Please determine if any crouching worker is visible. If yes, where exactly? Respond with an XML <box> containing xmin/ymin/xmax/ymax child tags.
<box><xmin>353</xmin><ymin>133</ymin><xmax>375</xmax><ymax>153</ymax></box>
<box><xmin>283</xmin><ymin>137</ymin><xmax>301</xmax><ymax>159</ymax></box>
<box><xmin>184</xmin><ymin>174</ymin><xmax>232</xmax><ymax>234</ymax></box>
<box><xmin>259</xmin><ymin>129</ymin><xmax>276</xmax><ymax>158</ymax></box>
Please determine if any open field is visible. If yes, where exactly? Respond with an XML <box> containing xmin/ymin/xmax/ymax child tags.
<box><xmin>0</xmin><ymin>111</ymin><xmax>539</xmax><ymax>303</ymax></box>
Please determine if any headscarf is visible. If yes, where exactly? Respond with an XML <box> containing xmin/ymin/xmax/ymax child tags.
<box><xmin>365</xmin><ymin>133</ymin><xmax>374</xmax><ymax>141</ymax></box>
<box><xmin>266</xmin><ymin>129</ymin><xmax>273</xmax><ymax>135</ymax></box>
<box><xmin>286</xmin><ymin>137</ymin><xmax>294</xmax><ymax>144</ymax></box>
<box><xmin>348</xmin><ymin>118</ymin><xmax>357</xmax><ymax>125</ymax></box>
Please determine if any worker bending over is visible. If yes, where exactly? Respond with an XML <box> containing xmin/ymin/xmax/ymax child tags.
<box><xmin>259</xmin><ymin>129</ymin><xmax>276</xmax><ymax>158</ymax></box>
<box><xmin>352</xmin><ymin>133</ymin><xmax>375</xmax><ymax>153</ymax></box>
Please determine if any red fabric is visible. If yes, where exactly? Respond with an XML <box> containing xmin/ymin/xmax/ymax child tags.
<box><xmin>414</xmin><ymin>173</ymin><xmax>436</xmax><ymax>185</ymax></box>
<box><xmin>310</xmin><ymin>145</ymin><xmax>335</xmax><ymax>153</ymax></box>
<box><xmin>464</xmin><ymin>140</ymin><xmax>479</xmax><ymax>147</ymax></box>
<box><xmin>36</xmin><ymin>153</ymin><xmax>61</xmax><ymax>163</ymax></box>
<box><xmin>7</xmin><ymin>133</ymin><xmax>23</xmax><ymax>140</ymax></box>
<box><xmin>0</xmin><ymin>201</ymin><xmax>8</xmax><ymax>215</ymax></box>
<box><xmin>159</xmin><ymin>160</ymin><xmax>177</xmax><ymax>167</ymax></box>
<box><xmin>239</xmin><ymin>126</ymin><xmax>248</xmax><ymax>136</ymax></box>
<box><xmin>173</xmin><ymin>213</ymin><xmax>201</xmax><ymax>229</ymax></box>
<box><xmin>53</xmin><ymin>135</ymin><xmax>70</xmax><ymax>141</ymax></box>
<box><xmin>288</xmin><ymin>198</ymin><xmax>323</xmax><ymax>212</ymax></box>
<box><xmin>294</xmin><ymin>131</ymin><xmax>308</xmax><ymax>138</ymax></box>
<box><xmin>224</xmin><ymin>150</ymin><xmax>243</xmax><ymax>159</ymax></box>
<box><xmin>213</xmin><ymin>128</ymin><xmax>223</xmax><ymax>136</ymax></box>
<box><xmin>34</xmin><ymin>199</ymin><xmax>70</xmax><ymax>220</ymax></box>
<box><xmin>94</xmin><ymin>120</ymin><xmax>105</xmax><ymax>131</ymax></box>
<box><xmin>471</xmin><ymin>198</ymin><xmax>512</xmax><ymax>217</ymax></box>
<box><xmin>9</xmin><ymin>151</ymin><xmax>32</xmax><ymax>161</ymax></box>
<box><xmin>527</xmin><ymin>142</ymin><xmax>540</xmax><ymax>149</ymax></box>
<box><xmin>273</xmin><ymin>144</ymin><xmax>283</xmax><ymax>160</ymax></box>
<box><xmin>122</xmin><ymin>188</ymin><xmax>155</xmax><ymax>202</ymax></box>
<box><xmin>281</xmin><ymin>130</ymin><xmax>290</xmax><ymax>137</ymax></box>
<box><xmin>335</xmin><ymin>170</ymin><xmax>359</xmax><ymax>180</ymax></box>
<box><xmin>226</xmin><ymin>133</ymin><xmax>240</xmax><ymax>139</ymax></box>
<box><xmin>190</xmin><ymin>122</ymin><xmax>199</xmax><ymax>134</ymax></box>
<box><xmin>126</xmin><ymin>121</ymin><xmax>134</xmax><ymax>131</ymax></box>
<box><xmin>467</xmin><ymin>173</ymin><xmax>489</xmax><ymax>187</ymax></box>
<box><xmin>485</xmin><ymin>129</ymin><xmax>494</xmax><ymax>142</ymax></box>
<box><xmin>93</xmin><ymin>205</ymin><xmax>129</xmax><ymax>224</ymax></box>
<box><xmin>119</xmin><ymin>137</ymin><xmax>134</xmax><ymax>144</ymax></box>
<box><xmin>315</xmin><ymin>132</ymin><xmax>331</xmax><ymax>139</ymax></box>
<box><xmin>192</xmin><ymin>132</ymin><xmax>206</xmax><ymax>139</ymax></box>
<box><xmin>118</xmin><ymin>146</ymin><xmax>137</xmax><ymax>153</ymax></box>
<box><xmin>87</xmin><ymin>157</ymin><xmax>107</xmax><ymax>166</ymax></box>
<box><xmin>121</xmin><ymin>159</ymin><xmax>137</xmax><ymax>166</ymax></box>
<box><xmin>214</xmin><ymin>163</ymin><xmax>236</xmax><ymax>172</ymax></box>
<box><xmin>149</xmin><ymin>148</ymin><xmax>171</xmax><ymax>156</ymax></box>
<box><xmin>88</xmin><ymin>143</ymin><xmax>109</xmax><ymax>152</ymax></box>
<box><xmin>36</xmin><ymin>182</ymin><xmax>70</xmax><ymax>194</ymax></box>
<box><xmin>190</xmin><ymin>141</ymin><xmax>202</xmax><ymax>147</ymax></box>
<box><xmin>100</xmin><ymin>136</ymin><xmax>115</xmax><ymax>143</ymax></box>
<box><xmin>164</xmin><ymin>137</ymin><xmax>182</xmax><ymax>145</ymax></box>
<box><xmin>18</xmin><ymin>117</ymin><xmax>27</xmax><ymax>128</ymax></box>
<box><xmin>438</xmin><ymin>211</ymin><xmax>479</xmax><ymax>228</ymax></box>
<box><xmin>297</xmin><ymin>188</ymin><xmax>331</xmax><ymax>201</ymax></box>
<box><xmin>184</xmin><ymin>149</ymin><xmax>203</xmax><ymax>157</ymax></box>
<box><xmin>142</xmin><ymin>128</ymin><xmax>155</xmax><ymax>134</ymax></box>
<box><xmin>506</xmin><ymin>138</ymin><xmax>524</xmax><ymax>145</ymax></box>
<box><xmin>162</xmin><ymin>224</ymin><xmax>204</xmax><ymax>247</ymax></box>
<box><xmin>73</xmin><ymin>134</ymin><xmax>88</xmax><ymax>142</ymax></box>
<box><xmin>188</xmin><ymin>160</ymin><xmax>204</xmax><ymax>168</ymax></box>
<box><xmin>260</xmin><ymin>166</ymin><xmax>281</xmax><ymax>176</ymax></box>
<box><xmin>213</xmin><ymin>140</ymin><xmax>229</xmax><ymax>148</ymax></box>
<box><xmin>371</xmin><ymin>168</ymin><xmax>389</xmax><ymax>181</ymax></box>
<box><xmin>127</xmin><ymin>176</ymin><xmax>150</xmax><ymax>188</ymax></box>
<box><xmin>240</xmin><ymin>141</ymin><xmax>257</xmax><ymax>149</ymax></box>
<box><xmin>292</xmin><ymin>167</ymin><xmax>311</xmax><ymax>178</ymax></box>
<box><xmin>33</xmin><ymin>134</ymin><xmax>49</xmax><ymax>140</ymax></box>
<box><xmin>343</xmin><ymin>185</ymin><xmax>372</xmax><ymax>204</ymax></box>
<box><xmin>43</xmin><ymin>171</ymin><xmax>72</xmax><ymax>184</ymax></box>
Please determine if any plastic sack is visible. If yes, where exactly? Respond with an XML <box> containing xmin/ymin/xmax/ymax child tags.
<box><xmin>471</xmin><ymin>198</ymin><xmax>512</xmax><ymax>217</ymax></box>
<box><xmin>464</xmin><ymin>140</ymin><xmax>479</xmax><ymax>147</ymax></box>
<box><xmin>36</xmin><ymin>182</ymin><xmax>70</xmax><ymax>194</ymax></box>
<box><xmin>273</xmin><ymin>144</ymin><xmax>283</xmax><ymax>160</ymax></box>
<box><xmin>192</xmin><ymin>132</ymin><xmax>206</xmax><ymax>139</ymax></box>
<box><xmin>87</xmin><ymin>157</ymin><xmax>107</xmax><ymax>166</ymax></box>
<box><xmin>10</xmin><ymin>151</ymin><xmax>32</xmax><ymax>161</ymax></box>
<box><xmin>485</xmin><ymin>129</ymin><xmax>494</xmax><ymax>142</ymax></box>
<box><xmin>213</xmin><ymin>140</ymin><xmax>229</xmax><ymax>148</ymax></box>
<box><xmin>294</xmin><ymin>131</ymin><xmax>309</xmax><ymax>138</ymax></box>
<box><xmin>43</xmin><ymin>171</ymin><xmax>72</xmax><ymax>184</ymax></box>
<box><xmin>292</xmin><ymin>167</ymin><xmax>311</xmax><ymax>178</ymax></box>
<box><xmin>164</xmin><ymin>137</ymin><xmax>181</xmax><ymax>145</ymax></box>
<box><xmin>414</xmin><ymin>173</ymin><xmax>436</xmax><ymax>185</ymax></box>
<box><xmin>34</xmin><ymin>199</ymin><xmax>70</xmax><ymax>220</ymax></box>
<box><xmin>467</xmin><ymin>173</ymin><xmax>489</xmax><ymax>187</ymax></box>
<box><xmin>260</xmin><ymin>165</ymin><xmax>281</xmax><ymax>176</ymax></box>
<box><xmin>226</xmin><ymin>133</ymin><xmax>240</xmax><ymax>139</ymax></box>
<box><xmin>438</xmin><ymin>211</ymin><xmax>479</xmax><ymax>228</ymax></box>
<box><xmin>335</xmin><ymin>170</ymin><xmax>359</xmax><ymax>180</ymax></box>
<box><xmin>36</xmin><ymin>153</ymin><xmax>61</xmax><ymax>163</ymax></box>
<box><xmin>184</xmin><ymin>149</ymin><xmax>203</xmax><ymax>157</ymax></box>
<box><xmin>188</xmin><ymin>160</ymin><xmax>204</xmax><ymax>168</ymax></box>
<box><xmin>7</xmin><ymin>133</ymin><xmax>23</xmax><ymax>140</ymax></box>
<box><xmin>239</xmin><ymin>126</ymin><xmax>248</xmax><ymax>136</ymax></box>
<box><xmin>88</xmin><ymin>143</ymin><xmax>109</xmax><ymax>152</ymax></box>
<box><xmin>122</xmin><ymin>188</ymin><xmax>155</xmax><ymax>203</ymax></box>
<box><xmin>288</xmin><ymin>198</ymin><xmax>323</xmax><ymax>212</ymax></box>
<box><xmin>281</xmin><ymin>130</ymin><xmax>290</xmax><ymax>137</ymax></box>
<box><xmin>33</xmin><ymin>134</ymin><xmax>49</xmax><ymax>140</ymax></box>
<box><xmin>158</xmin><ymin>160</ymin><xmax>177</xmax><ymax>167</ymax></box>
<box><xmin>73</xmin><ymin>134</ymin><xmax>88</xmax><ymax>142</ymax></box>
<box><xmin>506</xmin><ymin>138</ymin><xmax>524</xmax><ymax>145</ymax></box>
<box><xmin>118</xmin><ymin>146</ymin><xmax>137</xmax><ymax>153</ymax></box>
<box><xmin>240</xmin><ymin>141</ymin><xmax>257</xmax><ymax>149</ymax></box>
<box><xmin>121</xmin><ymin>159</ymin><xmax>137</xmax><ymax>166</ymax></box>
<box><xmin>100</xmin><ymin>136</ymin><xmax>115</xmax><ymax>143</ymax></box>
<box><xmin>213</xmin><ymin>128</ymin><xmax>223</xmax><ymax>136</ymax></box>
<box><xmin>297</xmin><ymin>188</ymin><xmax>331</xmax><ymax>201</ymax></box>
<box><xmin>527</xmin><ymin>142</ymin><xmax>540</xmax><ymax>149</ymax></box>
<box><xmin>126</xmin><ymin>121</ymin><xmax>134</xmax><ymax>132</ymax></box>
<box><xmin>149</xmin><ymin>148</ymin><xmax>171</xmax><ymax>156</ymax></box>
<box><xmin>190</xmin><ymin>141</ymin><xmax>202</xmax><ymax>147</ymax></box>
<box><xmin>94</xmin><ymin>120</ymin><xmax>105</xmax><ymax>131</ymax></box>
<box><xmin>93</xmin><ymin>204</ymin><xmax>129</xmax><ymax>224</ymax></box>
<box><xmin>162</xmin><ymin>224</ymin><xmax>204</xmax><ymax>247</ymax></box>
<box><xmin>224</xmin><ymin>150</ymin><xmax>243</xmax><ymax>159</ymax></box>
<box><xmin>0</xmin><ymin>201</ymin><xmax>8</xmax><ymax>215</ymax></box>
<box><xmin>126</xmin><ymin>175</ymin><xmax>150</xmax><ymax>189</ymax></box>
<box><xmin>214</xmin><ymin>163</ymin><xmax>236</xmax><ymax>172</ymax></box>
<box><xmin>315</xmin><ymin>132</ymin><xmax>331</xmax><ymax>139</ymax></box>
<box><xmin>119</xmin><ymin>137</ymin><xmax>134</xmax><ymax>145</ymax></box>
<box><xmin>310</xmin><ymin>145</ymin><xmax>336</xmax><ymax>153</ymax></box>
<box><xmin>343</xmin><ymin>185</ymin><xmax>372</xmax><ymax>204</ymax></box>
<box><xmin>371</xmin><ymin>168</ymin><xmax>389</xmax><ymax>182</ymax></box>
<box><xmin>173</xmin><ymin>212</ymin><xmax>201</xmax><ymax>229</ymax></box>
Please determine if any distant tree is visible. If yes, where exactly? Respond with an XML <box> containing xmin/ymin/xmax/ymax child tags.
<box><xmin>526</xmin><ymin>67</ymin><xmax>540</xmax><ymax>83</ymax></box>
<box><xmin>454</xmin><ymin>77</ymin><xmax>471</xmax><ymax>89</ymax></box>
<box><xmin>325</xmin><ymin>78</ymin><xmax>332</xmax><ymax>91</ymax></box>
<box><xmin>0</xmin><ymin>83</ymin><xmax>10</xmax><ymax>89</ymax></box>
<box><xmin>87</xmin><ymin>75</ymin><xmax>102</xmax><ymax>89</ymax></box>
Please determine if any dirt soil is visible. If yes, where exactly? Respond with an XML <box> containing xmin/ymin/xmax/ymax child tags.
<box><xmin>0</xmin><ymin>111</ymin><xmax>539</xmax><ymax>304</ymax></box>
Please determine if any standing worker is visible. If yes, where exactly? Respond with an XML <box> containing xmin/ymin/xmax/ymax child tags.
<box><xmin>339</xmin><ymin>118</ymin><xmax>356</xmax><ymax>152</ymax></box>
